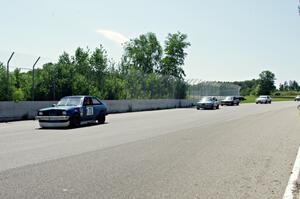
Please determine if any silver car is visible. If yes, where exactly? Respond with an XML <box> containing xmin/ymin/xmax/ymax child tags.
<box><xmin>256</xmin><ymin>95</ymin><xmax>272</xmax><ymax>104</ymax></box>
<box><xmin>196</xmin><ymin>97</ymin><xmax>220</xmax><ymax>110</ymax></box>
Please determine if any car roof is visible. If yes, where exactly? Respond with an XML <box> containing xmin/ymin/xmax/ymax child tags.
<box><xmin>60</xmin><ymin>95</ymin><xmax>101</xmax><ymax>100</ymax></box>
<box><xmin>63</xmin><ymin>95</ymin><xmax>95</xmax><ymax>98</ymax></box>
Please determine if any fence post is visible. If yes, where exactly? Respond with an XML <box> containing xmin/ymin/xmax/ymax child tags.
<box><xmin>32</xmin><ymin>57</ymin><xmax>40</xmax><ymax>101</ymax></box>
<box><xmin>6</xmin><ymin>52</ymin><xmax>15</xmax><ymax>100</ymax></box>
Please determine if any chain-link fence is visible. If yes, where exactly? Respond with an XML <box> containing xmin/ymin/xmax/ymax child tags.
<box><xmin>1</xmin><ymin>51</ymin><xmax>241</xmax><ymax>101</ymax></box>
<box><xmin>187</xmin><ymin>80</ymin><xmax>240</xmax><ymax>100</ymax></box>
<box><xmin>0</xmin><ymin>51</ymin><xmax>56</xmax><ymax>101</ymax></box>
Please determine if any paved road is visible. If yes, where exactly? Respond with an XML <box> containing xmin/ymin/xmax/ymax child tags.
<box><xmin>1</xmin><ymin>102</ymin><xmax>300</xmax><ymax>199</ymax></box>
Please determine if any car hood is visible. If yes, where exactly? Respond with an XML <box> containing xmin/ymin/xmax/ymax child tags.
<box><xmin>39</xmin><ymin>106</ymin><xmax>78</xmax><ymax>112</ymax></box>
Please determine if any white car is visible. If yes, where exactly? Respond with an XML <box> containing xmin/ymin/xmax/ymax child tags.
<box><xmin>256</xmin><ymin>95</ymin><xmax>272</xmax><ymax>104</ymax></box>
<box><xmin>295</xmin><ymin>96</ymin><xmax>300</xmax><ymax>101</ymax></box>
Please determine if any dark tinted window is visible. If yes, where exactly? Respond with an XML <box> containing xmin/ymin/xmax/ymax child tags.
<box><xmin>83</xmin><ymin>97</ymin><xmax>93</xmax><ymax>106</ymax></box>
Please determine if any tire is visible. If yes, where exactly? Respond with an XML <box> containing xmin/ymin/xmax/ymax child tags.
<box><xmin>217</xmin><ymin>105</ymin><xmax>220</xmax><ymax>109</ymax></box>
<box><xmin>97</xmin><ymin>114</ymin><xmax>106</xmax><ymax>124</ymax></box>
<box><xmin>70</xmin><ymin>114</ymin><xmax>81</xmax><ymax>128</ymax></box>
<box><xmin>196</xmin><ymin>107</ymin><xmax>200</xmax><ymax>110</ymax></box>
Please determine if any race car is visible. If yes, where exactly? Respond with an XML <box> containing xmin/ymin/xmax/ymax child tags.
<box><xmin>256</xmin><ymin>95</ymin><xmax>272</xmax><ymax>104</ymax></box>
<box><xmin>196</xmin><ymin>96</ymin><xmax>220</xmax><ymax>110</ymax></box>
<box><xmin>36</xmin><ymin>96</ymin><xmax>108</xmax><ymax>128</ymax></box>
<box><xmin>220</xmin><ymin>96</ymin><xmax>240</xmax><ymax>106</ymax></box>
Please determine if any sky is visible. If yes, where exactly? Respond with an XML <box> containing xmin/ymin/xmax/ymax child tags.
<box><xmin>0</xmin><ymin>0</ymin><xmax>300</xmax><ymax>85</ymax></box>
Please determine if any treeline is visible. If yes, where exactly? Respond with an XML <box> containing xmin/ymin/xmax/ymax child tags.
<box><xmin>233</xmin><ymin>70</ymin><xmax>300</xmax><ymax>96</ymax></box>
<box><xmin>279</xmin><ymin>81</ymin><xmax>300</xmax><ymax>91</ymax></box>
<box><xmin>0</xmin><ymin>32</ymin><xmax>190</xmax><ymax>101</ymax></box>
<box><xmin>233</xmin><ymin>71</ymin><xmax>276</xmax><ymax>96</ymax></box>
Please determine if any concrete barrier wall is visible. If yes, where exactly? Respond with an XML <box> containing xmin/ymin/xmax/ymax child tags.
<box><xmin>0</xmin><ymin>101</ymin><xmax>56</xmax><ymax>122</ymax></box>
<box><xmin>0</xmin><ymin>99</ymin><xmax>198</xmax><ymax>122</ymax></box>
<box><xmin>104</xmin><ymin>99</ymin><xmax>198</xmax><ymax>113</ymax></box>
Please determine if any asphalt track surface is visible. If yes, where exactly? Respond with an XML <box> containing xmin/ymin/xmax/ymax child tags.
<box><xmin>1</xmin><ymin>102</ymin><xmax>300</xmax><ymax>199</ymax></box>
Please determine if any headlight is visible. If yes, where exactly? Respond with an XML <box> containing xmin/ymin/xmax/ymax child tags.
<box><xmin>62</xmin><ymin>111</ymin><xmax>67</xmax><ymax>116</ymax></box>
<box><xmin>38</xmin><ymin>111</ymin><xmax>43</xmax><ymax>116</ymax></box>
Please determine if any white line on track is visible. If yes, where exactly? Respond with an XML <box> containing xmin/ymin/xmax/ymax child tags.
<box><xmin>283</xmin><ymin>147</ymin><xmax>300</xmax><ymax>199</ymax></box>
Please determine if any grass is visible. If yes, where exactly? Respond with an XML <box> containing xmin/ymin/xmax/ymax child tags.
<box><xmin>241</xmin><ymin>96</ymin><xmax>294</xmax><ymax>104</ymax></box>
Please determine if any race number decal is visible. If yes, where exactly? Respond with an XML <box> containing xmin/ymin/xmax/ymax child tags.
<box><xmin>87</xmin><ymin>107</ymin><xmax>94</xmax><ymax>116</ymax></box>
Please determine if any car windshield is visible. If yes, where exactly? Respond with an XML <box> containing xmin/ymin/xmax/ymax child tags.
<box><xmin>201</xmin><ymin>97</ymin><xmax>213</xmax><ymax>102</ymax></box>
<box><xmin>225</xmin><ymin>97</ymin><xmax>233</xmax><ymax>100</ymax></box>
<box><xmin>57</xmin><ymin>97</ymin><xmax>82</xmax><ymax>106</ymax></box>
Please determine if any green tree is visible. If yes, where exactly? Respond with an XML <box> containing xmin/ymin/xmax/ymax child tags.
<box><xmin>0</xmin><ymin>62</ymin><xmax>7</xmax><ymax>100</ymax></box>
<box><xmin>159</xmin><ymin>32</ymin><xmax>190</xmax><ymax>79</ymax></box>
<box><xmin>90</xmin><ymin>46</ymin><xmax>108</xmax><ymax>95</ymax></box>
<box><xmin>56</xmin><ymin>52</ymin><xmax>75</xmax><ymax>99</ymax></box>
<box><xmin>73</xmin><ymin>47</ymin><xmax>90</xmax><ymax>75</ymax></box>
<box><xmin>122</xmin><ymin>32</ymin><xmax>162</xmax><ymax>74</ymax></box>
<box><xmin>279</xmin><ymin>83</ymin><xmax>284</xmax><ymax>91</ymax></box>
<box><xmin>289</xmin><ymin>80</ymin><xmax>300</xmax><ymax>91</ymax></box>
<box><xmin>256</xmin><ymin>70</ymin><xmax>276</xmax><ymax>95</ymax></box>
<box><xmin>12</xmin><ymin>88</ymin><xmax>25</xmax><ymax>101</ymax></box>
<box><xmin>104</xmin><ymin>67</ymin><xmax>127</xmax><ymax>100</ymax></box>
<box><xmin>233</xmin><ymin>79</ymin><xmax>258</xmax><ymax>96</ymax></box>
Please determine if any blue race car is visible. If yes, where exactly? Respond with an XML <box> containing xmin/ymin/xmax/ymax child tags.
<box><xmin>36</xmin><ymin>96</ymin><xmax>108</xmax><ymax>128</ymax></box>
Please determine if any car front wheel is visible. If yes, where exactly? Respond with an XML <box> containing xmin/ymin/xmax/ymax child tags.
<box><xmin>70</xmin><ymin>114</ymin><xmax>81</xmax><ymax>128</ymax></box>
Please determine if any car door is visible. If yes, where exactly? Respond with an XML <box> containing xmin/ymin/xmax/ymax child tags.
<box><xmin>82</xmin><ymin>97</ymin><xmax>94</xmax><ymax>121</ymax></box>
<box><xmin>92</xmin><ymin>97</ymin><xmax>105</xmax><ymax>119</ymax></box>
<box><xmin>213</xmin><ymin>97</ymin><xmax>218</xmax><ymax>107</ymax></box>
<box><xmin>234</xmin><ymin>97</ymin><xmax>239</xmax><ymax>104</ymax></box>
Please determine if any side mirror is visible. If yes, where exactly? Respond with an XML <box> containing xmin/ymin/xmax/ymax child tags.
<box><xmin>52</xmin><ymin>104</ymin><xmax>56</xmax><ymax>107</ymax></box>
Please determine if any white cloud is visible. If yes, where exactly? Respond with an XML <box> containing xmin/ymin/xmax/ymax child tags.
<box><xmin>96</xmin><ymin>29</ymin><xmax>129</xmax><ymax>45</ymax></box>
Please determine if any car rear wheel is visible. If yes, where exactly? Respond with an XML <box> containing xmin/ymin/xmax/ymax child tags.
<box><xmin>196</xmin><ymin>107</ymin><xmax>200</xmax><ymax>110</ymax></box>
<box><xmin>97</xmin><ymin>115</ymin><xmax>106</xmax><ymax>124</ymax></box>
